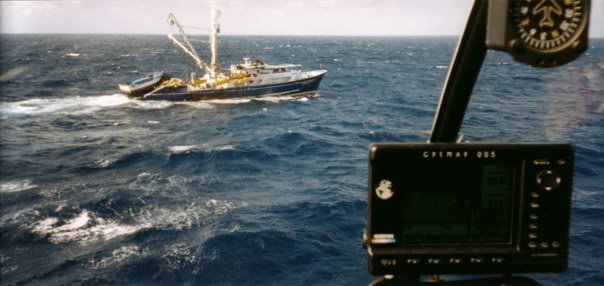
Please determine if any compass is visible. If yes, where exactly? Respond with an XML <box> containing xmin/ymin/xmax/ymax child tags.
<box><xmin>511</xmin><ymin>0</ymin><xmax>587</xmax><ymax>52</ymax></box>
<box><xmin>508</xmin><ymin>0</ymin><xmax>590</xmax><ymax>67</ymax></box>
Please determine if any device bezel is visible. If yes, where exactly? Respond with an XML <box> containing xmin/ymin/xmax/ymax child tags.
<box><xmin>366</xmin><ymin>143</ymin><xmax>573</xmax><ymax>275</ymax></box>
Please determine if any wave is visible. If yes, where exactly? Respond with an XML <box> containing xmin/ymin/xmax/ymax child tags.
<box><xmin>95</xmin><ymin>150</ymin><xmax>162</xmax><ymax>170</ymax></box>
<box><xmin>88</xmin><ymin>245</ymin><xmax>147</xmax><ymax>269</ymax></box>
<box><xmin>511</xmin><ymin>74</ymin><xmax>543</xmax><ymax>83</ymax></box>
<box><xmin>160</xmin><ymin>243</ymin><xmax>205</xmax><ymax>273</ymax></box>
<box><xmin>42</xmin><ymin>79</ymin><xmax>69</xmax><ymax>88</ymax></box>
<box><xmin>198</xmin><ymin>230</ymin><xmax>302</xmax><ymax>284</ymax></box>
<box><xmin>135</xmin><ymin>200</ymin><xmax>247</xmax><ymax>231</ymax></box>
<box><xmin>30</xmin><ymin>210</ymin><xmax>150</xmax><ymax>244</ymax></box>
<box><xmin>269</xmin><ymin>200</ymin><xmax>366</xmax><ymax>224</ymax></box>
<box><xmin>0</xmin><ymin>179</ymin><xmax>37</xmax><ymax>193</ymax></box>
<box><xmin>28</xmin><ymin>199</ymin><xmax>247</xmax><ymax>245</ymax></box>
<box><xmin>168</xmin><ymin>144</ymin><xmax>235</xmax><ymax>154</ymax></box>
<box><xmin>168</xmin><ymin>145</ymin><xmax>199</xmax><ymax>154</ymax></box>
<box><xmin>91</xmin><ymin>144</ymin><xmax>242</xmax><ymax>170</ymax></box>
<box><xmin>0</xmin><ymin>66</ymin><xmax>31</xmax><ymax>82</ymax></box>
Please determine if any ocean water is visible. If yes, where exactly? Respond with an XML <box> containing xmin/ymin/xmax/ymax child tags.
<box><xmin>0</xmin><ymin>35</ymin><xmax>602</xmax><ymax>285</ymax></box>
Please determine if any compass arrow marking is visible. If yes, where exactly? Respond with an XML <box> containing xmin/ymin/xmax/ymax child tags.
<box><xmin>534</xmin><ymin>0</ymin><xmax>563</xmax><ymax>28</ymax></box>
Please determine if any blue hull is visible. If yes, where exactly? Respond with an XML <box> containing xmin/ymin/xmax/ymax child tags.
<box><xmin>139</xmin><ymin>72</ymin><xmax>326</xmax><ymax>101</ymax></box>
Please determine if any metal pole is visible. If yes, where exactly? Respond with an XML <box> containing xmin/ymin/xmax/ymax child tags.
<box><xmin>210</xmin><ymin>8</ymin><xmax>221</xmax><ymax>81</ymax></box>
<box><xmin>429</xmin><ymin>0</ymin><xmax>489</xmax><ymax>143</ymax></box>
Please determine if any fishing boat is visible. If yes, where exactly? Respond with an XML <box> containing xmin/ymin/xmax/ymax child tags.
<box><xmin>119</xmin><ymin>9</ymin><xmax>326</xmax><ymax>101</ymax></box>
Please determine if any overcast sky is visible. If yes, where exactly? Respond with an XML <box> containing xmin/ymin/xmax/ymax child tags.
<box><xmin>1</xmin><ymin>0</ymin><xmax>603</xmax><ymax>37</ymax></box>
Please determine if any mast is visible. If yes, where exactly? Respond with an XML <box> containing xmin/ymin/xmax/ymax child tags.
<box><xmin>210</xmin><ymin>8</ymin><xmax>222</xmax><ymax>81</ymax></box>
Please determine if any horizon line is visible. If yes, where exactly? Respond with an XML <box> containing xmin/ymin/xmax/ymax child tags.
<box><xmin>0</xmin><ymin>32</ymin><xmax>463</xmax><ymax>37</ymax></box>
<box><xmin>2</xmin><ymin>32</ymin><xmax>603</xmax><ymax>39</ymax></box>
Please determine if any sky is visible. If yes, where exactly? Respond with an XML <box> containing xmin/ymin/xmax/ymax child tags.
<box><xmin>0</xmin><ymin>0</ymin><xmax>603</xmax><ymax>37</ymax></box>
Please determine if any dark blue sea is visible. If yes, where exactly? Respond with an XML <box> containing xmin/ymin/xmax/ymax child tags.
<box><xmin>0</xmin><ymin>35</ymin><xmax>602</xmax><ymax>285</ymax></box>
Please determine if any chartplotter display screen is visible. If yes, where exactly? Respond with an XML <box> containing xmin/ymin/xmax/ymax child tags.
<box><xmin>399</xmin><ymin>163</ymin><xmax>515</xmax><ymax>244</ymax></box>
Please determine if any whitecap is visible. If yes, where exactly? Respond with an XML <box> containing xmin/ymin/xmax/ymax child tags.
<box><xmin>225</xmin><ymin>224</ymin><xmax>240</xmax><ymax>233</ymax></box>
<box><xmin>135</xmin><ymin>199</ymin><xmax>247</xmax><ymax>231</ymax></box>
<box><xmin>112</xmin><ymin>121</ymin><xmax>129</xmax><ymax>126</ymax></box>
<box><xmin>436</xmin><ymin>65</ymin><xmax>448</xmax><ymax>69</ymax></box>
<box><xmin>168</xmin><ymin>145</ymin><xmax>198</xmax><ymax>153</ymax></box>
<box><xmin>27</xmin><ymin>199</ymin><xmax>246</xmax><ymax>243</ymax></box>
<box><xmin>0</xmin><ymin>179</ymin><xmax>37</xmax><ymax>193</ymax></box>
<box><xmin>38</xmin><ymin>188</ymin><xmax>62</xmax><ymax>198</ymax></box>
<box><xmin>0</xmin><ymin>255</ymin><xmax>18</xmax><ymax>275</ymax></box>
<box><xmin>211</xmin><ymin>145</ymin><xmax>235</xmax><ymax>151</ymax></box>
<box><xmin>31</xmin><ymin>210</ymin><xmax>150</xmax><ymax>244</ymax></box>
<box><xmin>137</xmin><ymin>172</ymin><xmax>153</xmax><ymax>178</ymax></box>
<box><xmin>89</xmin><ymin>245</ymin><xmax>145</xmax><ymax>269</ymax></box>
<box><xmin>168</xmin><ymin>144</ymin><xmax>234</xmax><ymax>154</ymax></box>
<box><xmin>95</xmin><ymin>159</ymin><xmax>115</xmax><ymax>168</ymax></box>
<box><xmin>64</xmin><ymin>53</ymin><xmax>80</xmax><ymax>57</ymax></box>
<box><xmin>161</xmin><ymin>243</ymin><xmax>207</xmax><ymax>273</ymax></box>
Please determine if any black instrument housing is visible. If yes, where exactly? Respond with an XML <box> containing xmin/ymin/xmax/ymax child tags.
<box><xmin>486</xmin><ymin>0</ymin><xmax>590</xmax><ymax>67</ymax></box>
<box><xmin>365</xmin><ymin>143</ymin><xmax>573</xmax><ymax>275</ymax></box>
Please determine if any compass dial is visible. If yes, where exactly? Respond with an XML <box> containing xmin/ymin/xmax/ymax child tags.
<box><xmin>511</xmin><ymin>0</ymin><xmax>587</xmax><ymax>53</ymax></box>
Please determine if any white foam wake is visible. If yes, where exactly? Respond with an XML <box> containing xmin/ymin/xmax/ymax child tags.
<box><xmin>204</xmin><ymin>93</ymin><xmax>318</xmax><ymax>105</ymax></box>
<box><xmin>0</xmin><ymin>92</ymin><xmax>315</xmax><ymax>118</ymax></box>
<box><xmin>0</xmin><ymin>94</ymin><xmax>215</xmax><ymax>117</ymax></box>
<box><xmin>0</xmin><ymin>94</ymin><xmax>132</xmax><ymax>116</ymax></box>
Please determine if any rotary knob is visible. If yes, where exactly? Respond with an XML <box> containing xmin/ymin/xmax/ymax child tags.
<box><xmin>536</xmin><ymin>170</ymin><xmax>561</xmax><ymax>191</ymax></box>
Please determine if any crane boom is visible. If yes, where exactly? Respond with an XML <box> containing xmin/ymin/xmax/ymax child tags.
<box><xmin>167</xmin><ymin>13</ymin><xmax>211</xmax><ymax>74</ymax></box>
